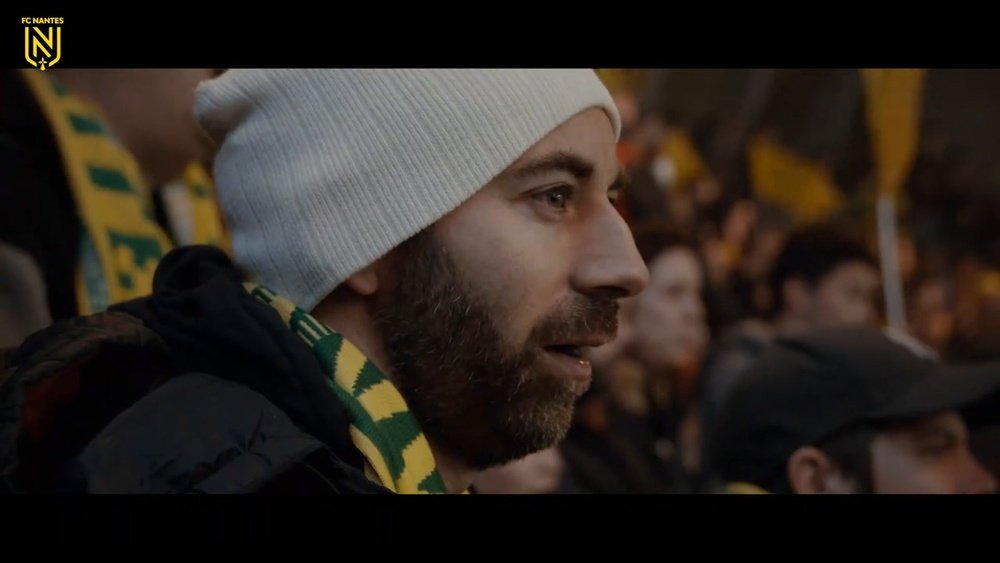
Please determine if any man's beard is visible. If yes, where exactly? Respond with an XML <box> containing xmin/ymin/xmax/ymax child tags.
<box><xmin>375</xmin><ymin>231</ymin><xmax>619</xmax><ymax>469</ymax></box>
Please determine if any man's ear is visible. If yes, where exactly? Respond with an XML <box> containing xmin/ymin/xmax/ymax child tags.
<box><xmin>787</xmin><ymin>446</ymin><xmax>849</xmax><ymax>494</ymax></box>
<box><xmin>344</xmin><ymin>263</ymin><xmax>380</xmax><ymax>296</ymax></box>
<box><xmin>343</xmin><ymin>248</ymin><xmax>400</xmax><ymax>297</ymax></box>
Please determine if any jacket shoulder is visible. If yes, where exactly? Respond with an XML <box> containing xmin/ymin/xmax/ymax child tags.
<box><xmin>77</xmin><ymin>372</ymin><xmax>329</xmax><ymax>493</ymax></box>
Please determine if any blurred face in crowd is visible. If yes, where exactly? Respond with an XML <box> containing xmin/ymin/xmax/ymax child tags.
<box><xmin>787</xmin><ymin>260</ymin><xmax>880</xmax><ymax>328</ymax></box>
<box><xmin>116</xmin><ymin>69</ymin><xmax>218</xmax><ymax>185</ymax></box>
<box><xmin>789</xmin><ymin>411</ymin><xmax>997</xmax><ymax>494</ymax></box>
<box><xmin>57</xmin><ymin>69</ymin><xmax>218</xmax><ymax>185</ymax></box>
<box><xmin>870</xmin><ymin>412</ymin><xmax>996</xmax><ymax>494</ymax></box>
<box><xmin>630</xmin><ymin>246</ymin><xmax>708</xmax><ymax>373</ymax></box>
<box><xmin>375</xmin><ymin>108</ymin><xmax>648</xmax><ymax>469</ymax></box>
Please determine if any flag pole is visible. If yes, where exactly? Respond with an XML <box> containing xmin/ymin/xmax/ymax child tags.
<box><xmin>876</xmin><ymin>193</ymin><xmax>906</xmax><ymax>329</ymax></box>
<box><xmin>860</xmin><ymin>68</ymin><xmax>926</xmax><ymax>331</ymax></box>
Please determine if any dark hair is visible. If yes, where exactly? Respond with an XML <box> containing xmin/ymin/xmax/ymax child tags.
<box><xmin>768</xmin><ymin>225</ymin><xmax>876</xmax><ymax>316</ymax></box>
<box><xmin>630</xmin><ymin>220</ymin><xmax>696</xmax><ymax>266</ymax></box>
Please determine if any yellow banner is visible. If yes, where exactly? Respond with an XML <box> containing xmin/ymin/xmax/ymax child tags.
<box><xmin>595</xmin><ymin>68</ymin><xmax>649</xmax><ymax>93</ymax></box>
<box><xmin>748</xmin><ymin>135</ymin><xmax>843</xmax><ymax>224</ymax></box>
<box><xmin>659</xmin><ymin>129</ymin><xmax>707</xmax><ymax>190</ymax></box>
<box><xmin>860</xmin><ymin>69</ymin><xmax>926</xmax><ymax>197</ymax></box>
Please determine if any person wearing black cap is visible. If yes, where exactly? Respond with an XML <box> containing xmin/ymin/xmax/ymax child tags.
<box><xmin>697</xmin><ymin>226</ymin><xmax>880</xmax><ymax>482</ymax></box>
<box><xmin>712</xmin><ymin>326</ymin><xmax>1000</xmax><ymax>494</ymax></box>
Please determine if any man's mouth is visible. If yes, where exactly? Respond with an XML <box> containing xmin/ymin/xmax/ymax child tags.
<box><xmin>543</xmin><ymin>344</ymin><xmax>585</xmax><ymax>359</ymax></box>
<box><xmin>541</xmin><ymin>334</ymin><xmax>612</xmax><ymax>360</ymax></box>
<box><xmin>539</xmin><ymin>341</ymin><xmax>601</xmax><ymax>384</ymax></box>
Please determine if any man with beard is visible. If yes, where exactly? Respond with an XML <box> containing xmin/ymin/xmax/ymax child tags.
<box><xmin>0</xmin><ymin>70</ymin><xmax>647</xmax><ymax>494</ymax></box>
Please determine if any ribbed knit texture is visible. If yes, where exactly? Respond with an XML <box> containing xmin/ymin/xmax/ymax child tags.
<box><xmin>195</xmin><ymin>69</ymin><xmax>620</xmax><ymax>311</ymax></box>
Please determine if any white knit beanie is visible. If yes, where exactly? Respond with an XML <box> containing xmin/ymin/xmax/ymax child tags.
<box><xmin>195</xmin><ymin>69</ymin><xmax>621</xmax><ymax>311</ymax></box>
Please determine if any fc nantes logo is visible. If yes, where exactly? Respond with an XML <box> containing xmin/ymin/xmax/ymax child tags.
<box><xmin>22</xmin><ymin>17</ymin><xmax>64</xmax><ymax>71</ymax></box>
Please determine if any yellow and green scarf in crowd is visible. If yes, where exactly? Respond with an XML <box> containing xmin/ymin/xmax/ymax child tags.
<box><xmin>20</xmin><ymin>69</ymin><xmax>228</xmax><ymax>315</ymax></box>
<box><xmin>245</xmin><ymin>283</ymin><xmax>449</xmax><ymax>494</ymax></box>
<box><xmin>724</xmin><ymin>482</ymin><xmax>770</xmax><ymax>494</ymax></box>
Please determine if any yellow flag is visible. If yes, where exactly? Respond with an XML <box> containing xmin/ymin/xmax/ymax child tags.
<box><xmin>659</xmin><ymin>129</ymin><xmax>707</xmax><ymax>190</ymax></box>
<box><xmin>595</xmin><ymin>68</ymin><xmax>648</xmax><ymax>93</ymax></box>
<box><xmin>748</xmin><ymin>135</ymin><xmax>843</xmax><ymax>224</ymax></box>
<box><xmin>860</xmin><ymin>69</ymin><xmax>926</xmax><ymax>197</ymax></box>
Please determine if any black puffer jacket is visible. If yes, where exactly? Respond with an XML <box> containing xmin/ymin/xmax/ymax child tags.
<box><xmin>0</xmin><ymin>246</ymin><xmax>388</xmax><ymax>494</ymax></box>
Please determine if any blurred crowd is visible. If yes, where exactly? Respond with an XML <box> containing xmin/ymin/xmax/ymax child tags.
<box><xmin>3</xmin><ymin>68</ymin><xmax>1000</xmax><ymax>495</ymax></box>
<box><xmin>476</xmin><ymin>69</ymin><xmax>1000</xmax><ymax>494</ymax></box>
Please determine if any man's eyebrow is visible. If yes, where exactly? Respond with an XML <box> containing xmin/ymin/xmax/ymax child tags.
<box><xmin>921</xmin><ymin>425</ymin><xmax>962</xmax><ymax>439</ymax></box>
<box><xmin>907</xmin><ymin>421</ymin><xmax>964</xmax><ymax>445</ymax></box>
<box><xmin>507</xmin><ymin>151</ymin><xmax>595</xmax><ymax>182</ymax></box>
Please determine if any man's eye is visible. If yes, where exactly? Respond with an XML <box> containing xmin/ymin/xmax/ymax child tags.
<box><xmin>918</xmin><ymin>433</ymin><xmax>959</xmax><ymax>457</ymax></box>
<box><xmin>534</xmin><ymin>186</ymin><xmax>573</xmax><ymax>211</ymax></box>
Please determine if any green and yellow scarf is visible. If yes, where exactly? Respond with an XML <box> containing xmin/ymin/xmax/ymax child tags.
<box><xmin>20</xmin><ymin>70</ymin><xmax>228</xmax><ymax>314</ymax></box>
<box><xmin>245</xmin><ymin>283</ymin><xmax>448</xmax><ymax>494</ymax></box>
